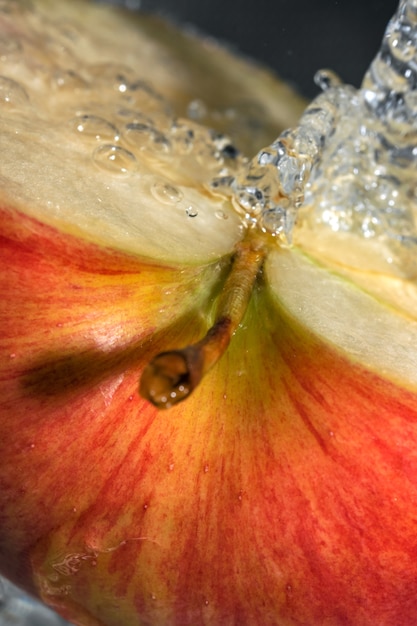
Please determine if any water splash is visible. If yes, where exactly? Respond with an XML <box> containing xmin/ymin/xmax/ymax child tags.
<box><xmin>216</xmin><ymin>0</ymin><xmax>417</xmax><ymax>276</ymax></box>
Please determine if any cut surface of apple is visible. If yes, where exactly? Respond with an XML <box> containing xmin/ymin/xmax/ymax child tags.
<box><xmin>0</xmin><ymin>0</ymin><xmax>305</xmax><ymax>264</ymax></box>
<box><xmin>1</xmin><ymin>0</ymin><xmax>417</xmax><ymax>625</ymax></box>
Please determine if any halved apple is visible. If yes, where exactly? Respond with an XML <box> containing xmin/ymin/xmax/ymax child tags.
<box><xmin>0</xmin><ymin>1</ymin><xmax>417</xmax><ymax>626</ymax></box>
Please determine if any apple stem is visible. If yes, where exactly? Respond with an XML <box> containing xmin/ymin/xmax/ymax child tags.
<box><xmin>139</xmin><ymin>235</ymin><xmax>266</xmax><ymax>409</ymax></box>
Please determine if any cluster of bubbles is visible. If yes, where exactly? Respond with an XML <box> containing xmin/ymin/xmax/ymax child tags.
<box><xmin>0</xmin><ymin>0</ymin><xmax>246</xmax><ymax>222</ymax></box>
<box><xmin>66</xmin><ymin>71</ymin><xmax>245</xmax><ymax>195</ymax></box>
<box><xmin>211</xmin><ymin>71</ymin><xmax>352</xmax><ymax>244</ymax></box>
<box><xmin>211</xmin><ymin>0</ymin><xmax>417</xmax><ymax>275</ymax></box>
<box><xmin>305</xmin><ymin>0</ymin><xmax>417</xmax><ymax>275</ymax></box>
<box><xmin>1</xmin><ymin>0</ymin><xmax>417</xmax><ymax>274</ymax></box>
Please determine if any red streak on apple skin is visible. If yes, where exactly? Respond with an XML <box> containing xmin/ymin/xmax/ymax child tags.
<box><xmin>1</xmin><ymin>208</ymin><xmax>417</xmax><ymax>625</ymax></box>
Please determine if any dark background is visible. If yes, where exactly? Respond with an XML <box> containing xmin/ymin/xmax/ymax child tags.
<box><xmin>103</xmin><ymin>0</ymin><xmax>398</xmax><ymax>98</ymax></box>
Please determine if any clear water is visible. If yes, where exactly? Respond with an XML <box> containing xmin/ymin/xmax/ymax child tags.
<box><xmin>215</xmin><ymin>0</ymin><xmax>417</xmax><ymax>276</ymax></box>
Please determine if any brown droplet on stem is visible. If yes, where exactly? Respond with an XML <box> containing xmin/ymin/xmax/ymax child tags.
<box><xmin>140</xmin><ymin>235</ymin><xmax>266</xmax><ymax>409</ymax></box>
<box><xmin>139</xmin><ymin>346</ymin><xmax>203</xmax><ymax>409</ymax></box>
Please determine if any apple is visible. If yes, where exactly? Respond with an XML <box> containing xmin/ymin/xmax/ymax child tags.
<box><xmin>1</xmin><ymin>1</ymin><xmax>417</xmax><ymax>626</ymax></box>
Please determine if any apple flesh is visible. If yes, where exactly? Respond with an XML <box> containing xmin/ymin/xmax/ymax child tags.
<box><xmin>0</xmin><ymin>1</ymin><xmax>417</xmax><ymax>626</ymax></box>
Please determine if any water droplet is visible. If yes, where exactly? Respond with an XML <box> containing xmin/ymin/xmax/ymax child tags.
<box><xmin>186</xmin><ymin>206</ymin><xmax>198</xmax><ymax>218</ymax></box>
<box><xmin>92</xmin><ymin>144</ymin><xmax>136</xmax><ymax>175</ymax></box>
<box><xmin>260</xmin><ymin>207</ymin><xmax>286</xmax><ymax>235</ymax></box>
<box><xmin>203</xmin><ymin>464</ymin><xmax>209</xmax><ymax>473</ymax></box>
<box><xmin>151</xmin><ymin>594</ymin><xmax>157</xmax><ymax>601</ymax></box>
<box><xmin>89</xmin><ymin>62</ymin><xmax>136</xmax><ymax>94</ymax></box>
<box><xmin>9</xmin><ymin>353</ymin><xmax>16</xmax><ymax>359</ymax></box>
<box><xmin>168</xmin><ymin>463</ymin><xmax>175</xmax><ymax>472</ymax></box>
<box><xmin>151</xmin><ymin>179</ymin><xmax>183</xmax><ymax>205</ymax></box>
<box><xmin>116</xmin><ymin>108</ymin><xmax>152</xmax><ymax>123</ymax></box>
<box><xmin>150</xmin><ymin>132</ymin><xmax>171</xmax><ymax>154</ymax></box>
<box><xmin>143</xmin><ymin>503</ymin><xmax>148</xmax><ymax>510</ymax></box>
<box><xmin>171</xmin><ymin>122</ymin><xmax>195</xmax><ymax>155</ymax></box>
<box><xmin>70</xmin><ymin>114</ymin><xmax>120</xmax><ymax>141</ymax></box>
<box><xmin>221</xmin><ymin>143</ymin><xmax>240</xmax><ymax>160</ymax></box>
<box><xmin>125</xmin><ymin>80</ymin><xmax>172</xmax><ymax>116</ymax></box>
<box><xmin>187</xmin><ymin>98</ymin><xmax>207</xmax><ymax>120</ymax></box>
<box><xmin>215</xmin><ymin>209</ymin><xmax>228</xmax><ymax>220</ymax></box>
<box><xmin>204</xmin><ymin>599</ymin><xmax>210</xmax><ymax>606</ymax></box>
<box><xmin>196</xmin><ymin>146</ymin><xmax>223</xmax><ymax>170</ymax></box>
<box><xmin>53</xmin><ymin>69</ymin><xmax>87</xmax><ymax>91</ymax></box>
<box><xmin>124</xmin><ymin>121</ymin><xmax>154</xmax><ymax>146</ymax></box>
<box><xmin>125</xmin><ymin>122</ymin><xmax>170</xmax><ymax>153</ymax></box>
<box><xmin>0</xmin><ymin>76</ymin><xmax>28</xmax><ymax>107</ymax></box>
<box><xmin>314</xmin><ymin>69</ymin><xmax>342</xmax><ymax>91</ymax></box>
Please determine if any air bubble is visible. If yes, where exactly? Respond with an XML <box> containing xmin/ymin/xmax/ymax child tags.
<box><xmin>187</xmin><ymin>99</ymin><xmax>207</xmax><ymax>120</ymax></box>
<box><xmin>406</xmin><ymin>0</ymin><xmax>417</xmax><ymax>23</ymax></box>
<box><xmin>116</xmin><ymin>108</ymin><xmax>153</xmax><ymax>124</ymax></box>
<box><xmin>53</xmin><ymin>69</ymin><xmax>87</xmax><ymax>91</ymax></box>
<box><xmin>171</xmin><ymin>122</ymin><xmax>195</xmax><ymax>155</ymax></box>
<box><xmin>70</xmin><ymin>114</ymin><xmax>120</xmax><ymax>142</ymax></box>
<box><xmin>92</xmin><ymin>144</ymin><xmax>136</xmax><ymax>175</ymax></box>
<box><xmin>0</xmin><ymin>76</ymin><xmax>28</xmax><ymax>107</ymax></box>
<box><xmin>89</xmin><ymin>62</ymin><xmax>136</xmax><ymax>93</ymax></box>
<box><xmin>196</xmin><ymin>146</ymin><xmax>223</xmax><ymax>170</ymax></box>
<box><xmin>151</xmin><ymin>180</ymin><xmax>183</xmax><ymax>205</ymax></box>
<box><xmin>125</xmin><ymin>80</ymin><xmax>172</xmax><ymax>116</ymax></box>
<box><xmin>260</xmin><ymin>207</ymin><xmax>288</xmax><ymax>236</ymax></box>
<box><xmin>314</xmin><ymin>69</ymin><xmax>342</xmax><ymax>91</ymax></box>
<box><xmin>125</xmin><ymin>122</ymin><xmax>170</xmax><ymax>153</ymax></box>
<box><xmin>124</xmin><ymin>122</ymin><xmax>153</xmax><ymax>146</ymax></box>
<box><xmin>388</xmin><ymin>29</ymin><xmax>416</xmax><ymax>63</ymax></box>
<box><xmin>186</xmin><ymin>207</ymin><xmax>198</xmax><ymax>218</ymax></box>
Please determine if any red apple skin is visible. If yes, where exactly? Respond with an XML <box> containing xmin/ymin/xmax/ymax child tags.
<box><xmin>1</xmin><ymin>205</ymin><xmax>417</xmax><ymax>626</ymax></box>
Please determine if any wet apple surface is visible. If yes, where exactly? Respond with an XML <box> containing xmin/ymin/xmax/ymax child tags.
<box><xmin>1</xmin><ymin>1</ymin><xmax>417</xmax><ymax>626</ymax></box>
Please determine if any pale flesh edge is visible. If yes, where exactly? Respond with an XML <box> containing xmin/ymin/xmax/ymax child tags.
<box><xmin>0</xmin><ymin>0</ymin><xmax>417</xmax><ymax>393</ymax></box>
